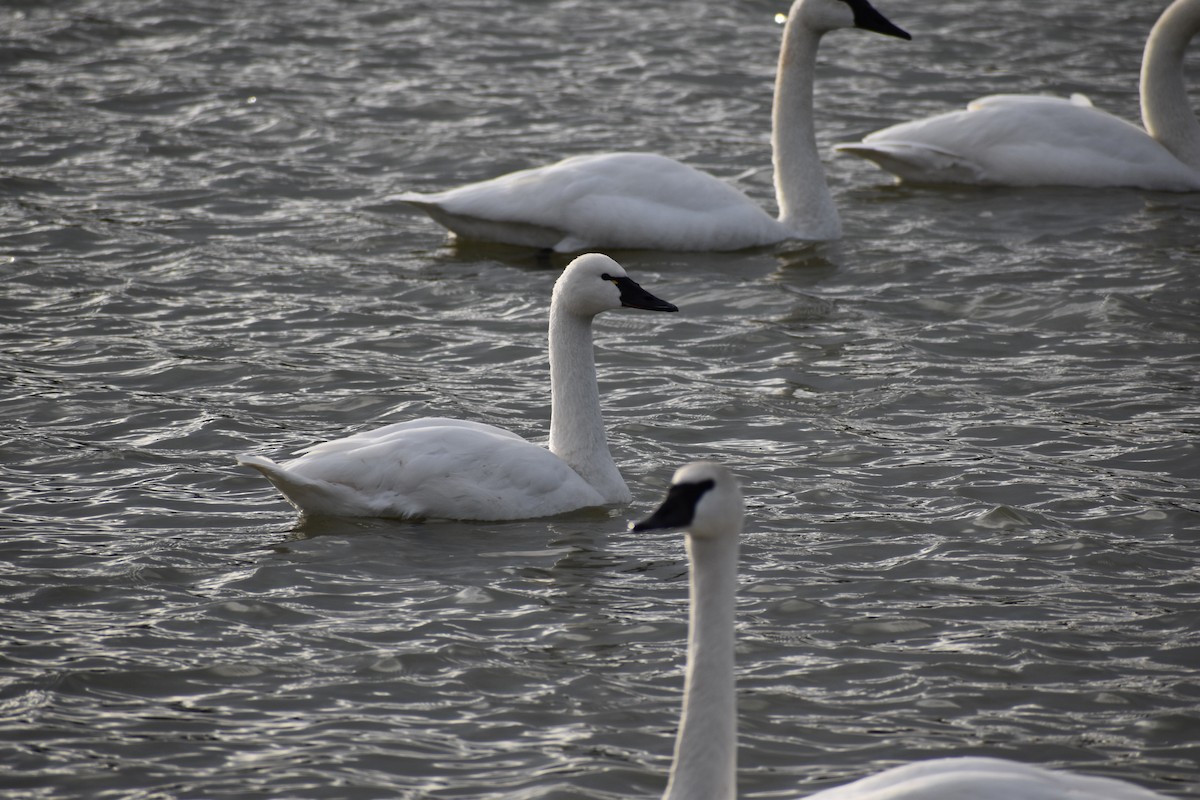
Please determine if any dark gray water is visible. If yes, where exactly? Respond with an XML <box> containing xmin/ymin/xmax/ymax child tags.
<box><xmin>2</xmin><ymin>0</ymin><xmax>1198</xmax><ymax>797</ymax></box>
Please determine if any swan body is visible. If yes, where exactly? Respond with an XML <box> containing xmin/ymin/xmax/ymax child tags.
<box><xmin>836</xmin><ymin>0</ymin><xmax>1200</xmax><ymax>190</ymax></box>
<box><xmin>238</xmin><ymin>254</ymin><xmax>677</xmax><ymax>520</ymax></box>
<box><xmin>632</xmin><ymin>461</ymin><xmax>1171</xmax><ymax>800</ymax></box>
<box><xmin>237</xmin><ymin>419</ymin><xmax>607</xmax><ymax>520</ymax></box>
<box><xmin>398</xmin><ymin>153</ymin><xmax>793</xmax><ymax>253</ymax></box>
<box><xmin>394</xmin><ymin>0</ymin><xmax>910</xmax><ymax>252</ymax></box>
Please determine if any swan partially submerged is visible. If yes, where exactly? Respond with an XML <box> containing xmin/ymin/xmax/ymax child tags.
<box><xmin>835</xmin><ymin>0</ymin><xmax>1200</xmax><ymax>190</ymax></box>
<box><xmin>393</xmin><ymin>0</ymin><xmax>910</xmax><ymax>252</ymax></box>
<box><xmin>238</xmin><ymin>254</ymin><xmax>677</xmax><ymax>520</ymax></box>
<box><xmin>633</xmin><ymin>461</ymin><xmax>1172</xmax><ymax>800</ymax></box>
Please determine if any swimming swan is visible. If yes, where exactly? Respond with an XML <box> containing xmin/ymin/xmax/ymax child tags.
<box><xmin>835</xmin><ymin>0</ymin><xmax>1200</xmax><ymax>190</ymax></box>
<box><xmin>632</xmin><ymin>461</ymin><xmax>1172</xmax><ymax>800</ymax></box>
<box><xmin>237</xmin><ymin>254</ymin><xmax>677</xmax><ymax>520</ymax></box>
<box><xmin>392</xmin><ymin>0</ymin><xmax>910</xmax><ymax>252</ymax></box>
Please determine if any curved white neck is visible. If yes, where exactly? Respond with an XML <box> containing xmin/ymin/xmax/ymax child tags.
<box><xmin>1140</xmin><ymin>0</ymin><xmax>1200</xmax><ymax>170</ymax></box>
<box><xmin>664</xmin><ymin>533</ymin><xmax>740</xmax><ymax>800</ymax></box>
<box><xmin>547</xmin><ymin>307</ymin><xmax>629</xmax><ymax>504</ymax></box>
<box><xmin>773</xmin><ymin>16</ymin><xmax>841</xmax><ymax>240</ymax></box>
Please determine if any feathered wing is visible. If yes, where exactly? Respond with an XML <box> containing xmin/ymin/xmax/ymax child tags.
<box><xmin>237</xmin><ymin>419</ymin><xmax>605</xmax><ymax>520</ymax></box>
<box><xmin>395</xmin><ymin>153</ymin><xmax>788</xmax><ymax>252</ymax></box>
<box><xmin>837</xmin><ymin>94</ymin><xmax>1200</xmax><ymax>190</ymax></box>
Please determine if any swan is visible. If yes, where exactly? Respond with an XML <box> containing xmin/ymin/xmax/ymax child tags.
<box><xmin>237</xmin><ymin>253</ymin><xmax>677</xmax><ymax>520</ymax></box>
<box><xmin>834</xmin><ymin>0</ymin><xmax>1200</xmax><ymax>190</ymax></box>
<box><xmin>631</xmin><ymin>461</ymin><xmax>1172</xmax><ymax>800</ymax></box>
<box><xmin>391</xmin><ymin>0</ymin><xmax>910</xmax><ymax>252</ymax></box>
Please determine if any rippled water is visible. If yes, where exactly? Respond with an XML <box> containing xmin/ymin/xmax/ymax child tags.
<box><xmin>2</xmin><ymin>0</ymin><xmax>1198</xmax><ymax>797</ymax></box>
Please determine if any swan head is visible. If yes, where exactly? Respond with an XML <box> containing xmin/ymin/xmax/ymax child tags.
<box><xmin>793</xmin><ymin>0</ymin><xmax>911</xmax><ymax>40</ymax></box>
<box><xmin>631</xmin><ymin>461</ymin><xmax>744</xmax><ymax>541</ymax></box>
<box><xmin>554</xmin><ymin>253</ymin><xmax>678</xmax><ymax>318</ymax></box>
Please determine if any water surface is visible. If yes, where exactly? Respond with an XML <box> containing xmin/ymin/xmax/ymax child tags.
<box><xmin>2</xmin><ymin>0</ymin><xmax>1198</xmax><ymax>797</ymax></box>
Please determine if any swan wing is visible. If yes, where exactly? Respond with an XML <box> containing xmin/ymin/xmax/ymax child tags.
<box><xmin>395</xmin><ymin>153</ymin><xmax>787</xmax><ymax>252</ymax></box>
<box><xmin>238</xmin><ymin>419</ymin><xmax>605</xmax><ymax>520</ymax></box>
<box><xmin>291</xmin><ymin>417</ymin><xmax>525</xmax><ymax>458</ymax></box>
<box><xmin>805</xmin><ymin>756</ymin><xmax>1168</xmax><ymax>800</ymax></box>
<box><xmin>837</xmin><ymin>94</ymin><xmax>1200</xmax><ymax>190</ymax></box>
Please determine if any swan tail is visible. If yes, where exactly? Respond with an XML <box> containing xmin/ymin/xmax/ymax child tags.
<box><xmin>835</xmin><ymin>142</ymin><xmax>984</xmax><ymax>184</ymax></box>
<box><xmin>237</xmin><ymin>454</ymin><xmax>369</xmax><ymax>517</ymax></box>
<box><xmin>401</xmin><ymin>200</ymin><xmax>568</xmax><ymax>250</ymax></box>
<box><xmin>360</xmin><ymin>191</ymin><xmax>444</xmax><ymax>217</ymax></box>
<box><xmin>384</xmin><ymin>192</ymin><xmax>437</xmax><ymax>208</ymax></box>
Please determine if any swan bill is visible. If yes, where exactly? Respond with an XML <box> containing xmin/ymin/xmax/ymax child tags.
<box><xmin>846</xmin><ymin>0</ymin><xmax>911</xmax><ymax>40</ymax></box>
<box><xmin>631</xmin><ymin>479</ymin><xmax>716</xmax><ymax>532</ymax></box>
<box><xmin>610</xmin><ymin>275</ymin><xmax>679</xmax><ymax>313</ymax></box>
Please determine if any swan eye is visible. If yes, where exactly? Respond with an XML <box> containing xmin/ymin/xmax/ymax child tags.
<box><xmin>601</xmin><ymin>273</ymin><xmax>616</xmax><ymax>284</ymax></box>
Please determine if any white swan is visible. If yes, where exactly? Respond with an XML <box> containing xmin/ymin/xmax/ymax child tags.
<box><xmin>835</xmin><ymin>0</ymin><xmax>1200</xmax><ymax>190</ymax></box>
<box><xmin>237</xmin><ymin>254</ymin><xmax>677</xmax><ymax>520</ymax></box>
<box><xmin>632</xmin><ymin>461</ymin><xmax>1172</xmax><ymax>800</ymax></box>
<box><xmin>391</xmin><ymin>0</ymin><xmax>910</xmax><ymax>252</ymax></box>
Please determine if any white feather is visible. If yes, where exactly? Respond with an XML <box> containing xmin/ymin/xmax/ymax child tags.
<box><xmin>634</xmin><ymin>462</ymin><xmax>1173</xmax><ymax>800</ymax></box>
<box><xmin>392</xmin><ymin>0</ymin><xmax>911</xmax><ymax>251</ymax></box>
<box><xmin>836</xmin><ymin>0</ymin><xmax>1200</xmax><ymax>191</ymax></box>
<box><xmin>399</xmin><ymin>153</ymin><xmax>790</xmax><ymax>253</ymax></box>
<box><xmin>238</xmin><ymin>253</ymin><xmax>676</xmax><ymax>520</ymax></box>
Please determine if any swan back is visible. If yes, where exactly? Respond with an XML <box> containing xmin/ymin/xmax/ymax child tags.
<box><xmin>804</xmin><ymin>756</ymin><xmax>1171</xmax><ymax>800</ymax></box>
<box><xmin>400</xmin><ymin>153</ymin><xmax>791</xmax><ymax>252</ymax></box>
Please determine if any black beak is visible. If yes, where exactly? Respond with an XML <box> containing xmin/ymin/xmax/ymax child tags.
<box><xmin>849</xmin><ymin>0</ymin><xmax>911</xmax><ymax>40</ymax></box>
<box><xmin>614</xmin><ymin>276</ymin><xmax>679</xmax><ymax>313</ymax></box>
<box><xmin>631</xmin><ymin>479</ymin><xmax>715</xmax><ymax>532</ymax></box>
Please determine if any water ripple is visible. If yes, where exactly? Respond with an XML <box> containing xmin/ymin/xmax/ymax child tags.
<box><xmin>1</xmin><ymin>0</ymin><xmax>1198</xmax><ymax>797</ymax></box>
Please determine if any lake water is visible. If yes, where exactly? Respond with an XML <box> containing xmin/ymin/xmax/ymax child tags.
<box><xmin>2</xmin><ymin>0</ymin><xmax>1198</xmax><ymax>797</ymax></box>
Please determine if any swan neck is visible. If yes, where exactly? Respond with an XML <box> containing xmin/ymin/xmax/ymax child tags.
<box><xmin>772</xmin><ymin>17</ymin><xmax>841</xmax><ymax>239</ymax></box>
<box><xmin>547</xmin><ymin>307</ymin><xmax>628</xmax><ymax>503</ymax></box>
<box><xmin>1140</xmin><ymin>0</ymin><xmax>1200</xmax><ymax>170</ymax></box>
<box><xmin>664</xmin><ymin>533</ymin><xmax>739</xmax><ymax>800</ymax></box>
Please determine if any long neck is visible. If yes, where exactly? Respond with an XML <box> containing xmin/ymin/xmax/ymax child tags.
<box><xmin>772</xmin><ymin>15</ymin><xmax>841</xmax><ymax>239</ymax></box>
<box><xmin>664</xmin><ymin>533</ymin><xmax>739</xmax><ymax>800</ymax></box>
<box><xmin>1140</xmin><ymin>0</ymin><xmax>1200</xmax><ymax>170</ymax></box>
<box><xmin>546</xmin><ymin>307</ymin><xmax>629</xmax><ymax>504</ymax></box>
